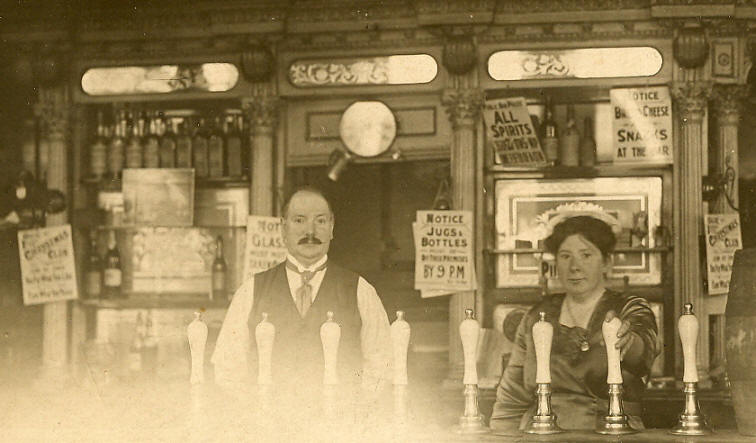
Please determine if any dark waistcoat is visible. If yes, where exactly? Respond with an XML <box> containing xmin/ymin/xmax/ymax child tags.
<box><xmin>248</xmin><ymin>261</ymin><xmax>362</xmax><ymax>387</ymax></box>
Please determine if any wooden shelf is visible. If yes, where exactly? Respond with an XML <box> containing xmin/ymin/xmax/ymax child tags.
<box><xmin>81</xmin><ymin>174</ymin><xmax>249</xmax><ymax>189</ymax></box>
<box><xmin>486</xmin><ymin>164</ymin><xmax>670</xmax><ymax>178</ymax></box>
<box><xmin>485</xmin><ymin>246</ymin><xmax>672</xmax><ymax>254</ymax></box>
<box><xmin>80</xmin><ymin>293</ymin><xmax>230</xmax><ymax>310</ymax></box>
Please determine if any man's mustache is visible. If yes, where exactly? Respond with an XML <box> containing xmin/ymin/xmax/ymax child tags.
<box><xmin>298</xmin><ymin>235</ymin><xmax>323</xmax><ymax>245</ymax></box>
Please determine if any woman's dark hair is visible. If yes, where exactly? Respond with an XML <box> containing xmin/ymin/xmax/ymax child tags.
<box><xmin>543</xmin><ymin>215</ymin><xmax>616</xmax><ymax>259</ymax></box>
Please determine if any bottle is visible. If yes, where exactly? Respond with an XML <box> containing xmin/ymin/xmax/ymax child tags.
<box><xmin>208</xmin><ymin>116</ymin><xmax>225</xmax><ymax>178</ymax></box>
<box><xmin>192</xmin><ymin>117</ymin><xmax>209</xmax><ymax>178</ymax></box>
<box><xmin>107</xmin><ymin>110</ymin><xmax>125</xmax><ymax>180</ymax></box>
<box><xmin>125</xmin><ymin>112</ymin><xmax>143</xmax><ymax>169</ymax></box>
<box><xmin>103</xmin><ymin>230</ymin><xmax>122</xmax><ymax>299</ymax></box>
<box><xmin>128</xmin><ymin>312</ymin><xmax>145</xmax><ymax>377</ymax></box>
<box><xmin>579</xmin><ymin>117</ymin><xmax>597</xmax><ymax>167</ymax></box>
<box><xmin>90</xmin><ymin>110</ymin><xmax>107</xmax><ymax>180</ymax></box>
<box><xmin>559</xmin><ymin>104</ymin><xmax>580</xmax><ymax>167</ymax></box>
<box><xmin>225</xmin><ymin>115</ymin><xmax>243</xmax><ymax>178</ymax></box>
<box><xmin>540</xmin><ymin>97</ymin><xmax>559</xmax><ymax>165</ymax></box>
<box><xmin>142</xmin><ymin>311</ymin><xmax>158</xmax><ymax>378</ymax></box>
<box><xmin>142</xmin><ymin>112</ymin><xmax>160</xmax><ymax>168</ymax></box>
<box><xmin>85</xmin><ymin>231</ymin><xmax>103</xmax><ymax>299</ymax></box>
<box><xmin>159</xmin><ymin>115</ymin><xmax>176</xmax><ymax>168</ymax></box>
<box><xmin>175</xmin><ymin>120</ymin><xmax>193</xmax><ymax>169</ymax></box>
<box><xmin>212</xmin><ymin>235</ymin><xmax>228</xmax><ymax>301</ymax></box>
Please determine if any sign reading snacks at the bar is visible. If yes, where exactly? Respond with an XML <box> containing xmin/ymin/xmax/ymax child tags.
<box><xmin>483</xmin><ymin>97</ymin><xmax>547</xmax><ymax>167</ymax></box>
<box><xmin>18</xmin><ymin>224</ymin><xmax>79</xmax><ymax>305</ymax></box>
<box><xmin>704</xmin><ymin>213</ymin><xmax>743</xmax><ymax>295</ymax></box>
<box><xmin>611</xmin><ymin>86</ymin><xmax>673</xmax><ymax>164</ymax></box>
<box><xmin>413</xmin><ymin>210</ymin><xmax>475</xmax><ymax>297</ymax></box>
<box><xmin>243</xmin><ymin>215</ymin><xmax>287</xmax><ymax>283</ymax></box>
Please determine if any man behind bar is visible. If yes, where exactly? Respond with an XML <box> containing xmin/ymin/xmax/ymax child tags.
<box><xmin>211</xmin><ymin>186</ymin><xmax>392</xmax><ymax>395</ymax></box>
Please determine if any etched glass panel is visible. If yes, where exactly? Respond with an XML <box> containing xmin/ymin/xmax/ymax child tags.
<box><xmin>289</xmin><ymin>54</ymin><xmax>437</xmax><ymax>87</ymax></box>
<box><xmin>81</xmin><ymin>63</ymin><xmax>239</xmax><ymax>96</ymax></box>
<box><xmin>488</xmin><ymin>47</ymin><xmax>663</xmax><ymax>80</ymax></box>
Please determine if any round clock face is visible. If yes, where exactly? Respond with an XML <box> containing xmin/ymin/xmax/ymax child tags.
<box><xmin>339</xmin><ymin>101</ymin><xmax>397</xmax><ymax>157</ymax></box>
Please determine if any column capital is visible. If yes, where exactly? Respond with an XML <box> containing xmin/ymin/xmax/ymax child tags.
<box><xmin>242</xmin><ymin>95</ymin><xmax>281</xmax><ymax>135</ymax></box>
<box><xmin>35</xmin><ymin>86</ymin><xmax>69</xmax><ymax>141</ymax></box>
<box><xmin>670</xmin><ymin>81</ymin><xmax>713</xmax><ymax>124</ymax></box>
<box><xmin>442</xmin><ymin>88</ymin><xmax>484</xmax><ymax>130</ymax></box>
<box><xmin>711</xmin><ymin>84</ymin><xmax>750</xmax><ymax>126</ymax></box>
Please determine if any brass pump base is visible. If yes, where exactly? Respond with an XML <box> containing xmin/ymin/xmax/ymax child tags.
<box><xmin>670</xmin><ymin>382</ymin><xmax>712</xmax><ymax>436</ymax></box>
<box><xmin>524</xmin><ymin>383</ymin><xmax>563</xmax><ymax>435</ymax></box>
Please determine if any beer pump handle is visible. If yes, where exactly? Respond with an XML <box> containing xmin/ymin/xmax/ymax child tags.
<box><xmin>391</xmin><ymin>311</ymin><xmax>411</xmax><ymax>385</ymax></box>
<box><xmin>320</xmin><ymin>311</ymin><xmax>341</xmax><ymax>385</ymax></box>
<box><xmin>679</xmin><ymin>303</ymin><xmax>699</xmax><ymax>383</ymax></box>
<box><xmin>460</xmin><ymin>309</ymin><xmax>480</xmax><ymax>385</ymax></box>
<box><xmin>602</xmin><ymin>316</ymin><xmax>623</xmax><ymax>384</ymax></box>
<box><xmin>255</xmin><ymin>312</ymin><xmax>275</xmax><ymax>385</ymax></box>
<box><xmin>533</xmin><ymin>312</ymin><xmax>553</xmax><ymax>384</ymax></box>
<box><xmin>187</xmin><ymin>311</ymin><xmax>208</xmax><ymax>385</ymax></box>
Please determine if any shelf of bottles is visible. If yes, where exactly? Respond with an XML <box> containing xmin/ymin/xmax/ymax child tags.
<box><xmin>85</xmin><ymin>104</ymin><xmax>249</xmax><ymax>190</ymax></box>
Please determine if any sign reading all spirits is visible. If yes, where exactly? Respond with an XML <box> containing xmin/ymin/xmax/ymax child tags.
<box><xmin>483</xmin><ymin>97</ymin><xmax>547</xmax><ymax>167</ymax></box>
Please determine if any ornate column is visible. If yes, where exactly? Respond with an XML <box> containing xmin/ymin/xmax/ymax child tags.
<box><xmin>709</xmin><ymin>84</ymin><xmax>749</xmax><ymax>381</ymax></box>
<box><xmin>711</xmin><ymin>85</ymin><xmax>748</xmax><ymax>214</ymax></box>
<box><xmin>442</xmin><ymin>87</ymin><xmax>484</xmax><ymax>382</ymax></box>
<box><xmin>671</xmin><ymin>81</ymin><xmax>713</xmax><ymax>382</ymax></box>
<box><xmin>243</xmin><ymin>94</ymin><xmax>280</xmax><ymax>216</ymax></box>
<box><xmin>35</xmin><ymin>85</ymin><xmax>70</xmax><ymax>382</ymax></box>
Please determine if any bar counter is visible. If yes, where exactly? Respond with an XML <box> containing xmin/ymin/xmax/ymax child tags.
<box><xmin>2</xmin><ymin>377</ymin><xmax>753</xmax><ymax>443</ymax></box>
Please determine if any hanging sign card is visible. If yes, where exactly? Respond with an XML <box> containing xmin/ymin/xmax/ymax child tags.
<box><xmin>243</xmin><ymin>215</ymin><xmax>287</xmax><ymax>283</ymax></box>
<box><xmin>413</xmin><ymin>210</ymin><xmax>476</xmax><ymax>297</ymax></box>
<box><xmin>18</xmin><ymin>224</ymin><xmax>79</xmax><ymax>305</ymax></box>
<box><xmin>483</xmin><ymin>97</ymin><xmax>548</xmax><ymax>167</ymax></box>
<box><xmin>611</xmin><ymin>86</ymin><xmax>673</xmax><ymax>164</ymax></box>
<box><xmin>704</xmin><ymin>214</ymin><xmax>743</xmax><ymax>295</ymax></box>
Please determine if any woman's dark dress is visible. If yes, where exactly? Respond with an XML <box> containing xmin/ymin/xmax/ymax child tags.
<box><xmin>489</xmin><ymin>290</ymin><xmax>659</xmax><ymax>433</ymax></box>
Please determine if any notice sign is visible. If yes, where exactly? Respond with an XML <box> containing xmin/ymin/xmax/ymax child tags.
<box><xmin>243</xmin><ymin>215</ymin><xmax>287</xmax><ymax>283</ymax></box>
<box><xmin>704</xmin><ymin>214</ymin><xmax>743</xmax><ymax>295</ymax></box>
<box><xmin>483</xmin><ymin>97</ymin><xmax>547</xmax><ymax>167</ymax></box>
<box><xmin>413</xmin><ymin>210</ymin><xmax>475</xmax><ymax>295</ymax></box>
<box><xmin>18</xmin><ymin>224</ymin><xmax>78</xmax><ymax>305</ymax></box>
<box><xmin>611</xmin><ymin>86</ymin><xmax>673</xmax><ymax>164</ymax></box>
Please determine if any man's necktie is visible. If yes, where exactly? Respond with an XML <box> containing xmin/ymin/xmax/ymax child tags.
<box><xmin>286</xmin><ymin>261</ymin><xmax>327</xmax><ymax>317</ymax></box>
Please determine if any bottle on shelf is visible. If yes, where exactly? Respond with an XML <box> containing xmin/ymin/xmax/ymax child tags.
<box><xmin>559</xmin><ymin>104</ymin><xmax>580</xmax><ymax>167</ymax></box>
<box><xmin>142</xmin><ymin>111</ymin><xmax>160</xmax><ymax>168</ymax></box>
<box><xmin>579</xmin><ymin>116</ymin><xmax>597</xmax><ymax>167</ymax></box>
<box><xmin>175</xmin><ymin>119</ymin><xmax>193</xmax><ymax>169</ymax></box>
<box><xmin>225</xmin><ymin>115</ymin><xmax>244</xmax><ymax>178</ymax></box>
<box><xmin>85</xmin><ymin>231</ymin><xmax>103</xmax><ymax>300</ymax></box>
<box><xmin>128</xmin><ymin>312</ymin><xmax>145</xmax><ymax>377</ymax></box>
<box><xmin>540</xmin><ymin>97</ymin><xmax>559</xmax><ymax>166</ymax></box>
<box><xmin>90</xmin><ymin>110</ymin><xmax>107</xmax><ymax>180</ymax></box>
<box><xmin>208</xmin><ymin>115</ymin><xmax>225</xmax><ymax>178</ymax></box>
<box><xmin>125</xmin><ymin>111</ymin><xmax>143</xmax><ymax>169</ymax></box>
<box><xmin>192</xmin><ymin>117</ymin><xmax>209</xmax><ymax>178</ymax></box>
<box><xmin>212</xmin><ymin>235</ymin><xmax>228</xmax><ymax>301</ymax></box>
<box><xmin>159</xmin><ymin>114</ymin><xmax>176</xmax><ymax>168</ymax></box>
<box><xmin>103</xmin><ymin>230</ymin><xmax>123</xmax><ymax>299</ymax></box>
<box><xmin>107</xmin><ymin>110</ymin><xmax>125</xmax><ymax>180</ymax></box>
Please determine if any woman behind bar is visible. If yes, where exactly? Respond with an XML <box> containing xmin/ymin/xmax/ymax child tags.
<box><xmin>489</xmin><ymin>215</ymin><xmax>659</xmax><ymax>433</ymax></box>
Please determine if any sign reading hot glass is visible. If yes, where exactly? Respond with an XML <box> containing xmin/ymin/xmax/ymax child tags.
<box><xmin>81</xmin><ymin>63</ymin><xmax>239</xmax><ymax>96</ymax></box>
<box><xmin>488</xmin><ymin>47</ymin><xmax>663</xmax><ymax>81</ymax></box>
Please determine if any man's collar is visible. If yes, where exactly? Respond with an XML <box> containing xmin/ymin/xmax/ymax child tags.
<box><xmin>285</xmin><ymin>254</ymin><xmax>328</xmax><ymax>272</ymax></box>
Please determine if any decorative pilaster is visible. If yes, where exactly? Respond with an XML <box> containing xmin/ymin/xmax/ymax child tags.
<box><xmin>442</xmin><ymin>87</ymin><xmax>484</xmax><ymax>382</ymax></box>
<box><xmin>243</xmin><ymin>95</ymin><xmax>280</xmax><ymax>216</ymax></box>
<box><xmin>711</xmin><ymin>84</ymin><xmax>748</xmax><ymax>214</ymax></box>
<box><xmin>35</xmin><ymin>85</ymin><xmax>71</xmax><ymax>382</ymax></box>
<box><xmin>671</xmin><ymin>81</ymin><xmax>713</xmax><ymax>383</ymax></box>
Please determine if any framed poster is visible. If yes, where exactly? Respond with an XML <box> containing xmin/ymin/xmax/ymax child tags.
<box><xmin>495</xmin><ymin>177</ymin><xmax>663</xmax><ymax>288</ymax></box>
<box><xmin>122</xmin><ymin>168</ymin><xmax>194</xmax><ymax>227</ymax></box>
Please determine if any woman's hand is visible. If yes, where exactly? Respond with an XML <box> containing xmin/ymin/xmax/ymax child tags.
<box><xmin>604</xmin><ymin>310</ymin><xmax>640</xmax><ymax>362</ymax></box>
